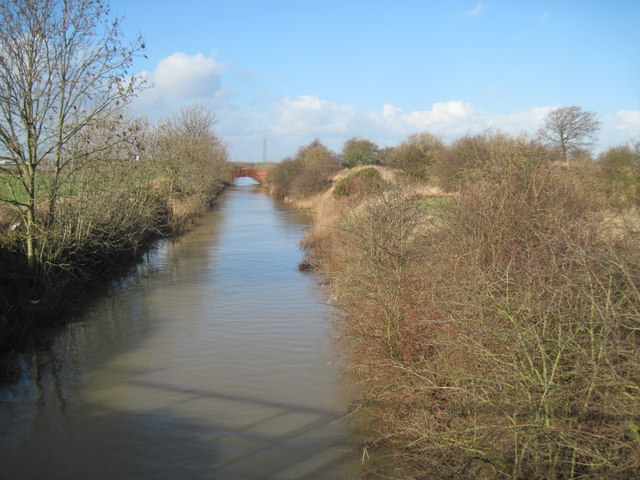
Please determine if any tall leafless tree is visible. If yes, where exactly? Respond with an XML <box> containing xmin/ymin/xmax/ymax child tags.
<box><xmin>538</xmin><ymin>106</ymin><xmax>600</xmax><ymax>162</ymax></box>
<box><xmin>0</xmin><ymin>0</ymin><xmax>144</xmax><ymax>268</ymax></box>
<box><xmin>150</xmin><ymin>105</ymin><xmax>228</xmax><ymax>200</ymax></box>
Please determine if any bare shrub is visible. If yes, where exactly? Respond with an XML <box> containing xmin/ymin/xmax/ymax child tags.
<box><xmin>332</xmin><ymin>167</ymin><xmax>388</xmax><ymax>198</ymax></box>
<box><xmin>380</xmin><ymin>131</ymin><xmax>444</xmax><ymax>181</ymax></box>
<box><xmin>268</xmin><ymin>157</ymin><xmax>304</xmax><ymax>198</ymax></box>
<box><xmin>267</xmin><ymin>140</ymin><xmax>341</xmax><ymax>200</ymax></box>
<box><xmin>289</xmin><ymin>167</ymin><xmax>334</xmax><ymax>199</ymax></box>
<box><xmin>598</xmin><ymin>144</ymin><xmax>640</xmax><ymax>207</ymax></box>
<box><xmin>325</xmin><ymin>185</ymin><xmax>435</xmax><ymax>378</ymax></box>
<box><xmin>33</xmin><ymin>160</ymin><xmax>167</xmax><ymax>274</ymax></box>
<box><xmin>322</xmin><ymin>135</ymin><xmax>640</xmax><ymax>479</ymax></box>
<box><xmin>434</xmin><ymin>131</ymin><xmax>552</xmax><ymax>192</ymax></box>
<box><xmin>414</xmin><ymin>148</ymin><xmax>639</xmax><ymax>478</ymax></box>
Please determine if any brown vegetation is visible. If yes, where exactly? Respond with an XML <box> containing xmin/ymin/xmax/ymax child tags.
<box><xmin>293</xmin><ymin>133</ymin><xmax>639</xmax><ymax>479</ymax></box>
<box><xmin>598</xmin><ymin>142</ymin><xmax>640</xmax><ymax>207</ymax></box>
<box><xmin>267</xmin><ymin>139</ymin><xmax>342</xmax><ymax>201</ymax></box>
<box><xmin>380</xmin><ymin>131</ymin><xmax>445</xmax><ymax>181</ymax></box>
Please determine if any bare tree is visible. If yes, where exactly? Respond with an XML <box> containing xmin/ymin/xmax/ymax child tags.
<box><xmin>538</xmin><ymin>106</ymin><xmax>600</xmax><ymax>162</ymax></box>
<box><xmin>150</xmin><ymin>105</ymin><xmax>228</xmax><ymax>199</ymax></box>
<box><xmin>0</xmin><ymin>0</ymin><xmax>144</xmax><ymax>268</ymax></box>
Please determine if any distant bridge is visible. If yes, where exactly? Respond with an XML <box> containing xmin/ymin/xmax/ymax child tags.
<box><xmin>231</xmin><ymin>168</ymin><xmax>269</xmax><ymax>183</ymax></box>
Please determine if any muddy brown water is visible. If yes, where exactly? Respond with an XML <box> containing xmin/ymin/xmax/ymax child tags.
<box><xmin>0</xmin><ymin>179</ymin><xmax>357</xmax><ymax>479</ymax></box>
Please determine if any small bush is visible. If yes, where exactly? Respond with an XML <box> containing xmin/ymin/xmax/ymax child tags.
<box><xmin>341</xmin><ymin>137</ymin><xmax>379</xmax><ymax>168</ymax></box>
<box><xmin>267</xmin><ymin>140</ymin><xmax>341</xmax><ymax>199</ymax></box>
<box><xmin>380</xmin><ymin>131</ymin><xmax>444</xmax><ymax>181</ymax></box>
<box><xmin>332</xmin><ymin>167</ymin><xmax>388</xmax><ymax>198</ymax></box>
<box><xmin>434</xmin><ymin>131</ymin><xmax>552</xmax><ymax>192</ymax></box>
<box><xmin>598</xmin><ymin>144</ymin><xmax>640</xmax><ymax>207</ymax></box>
<box><xmin>268</xmin><ymin>157</ymin><xmax>305</xmax><ymax>198</ymax></box>
<box><xmin>289</xmin><ymin>168</ymin><xmax>333</xmax><ymax>199</ymax></box>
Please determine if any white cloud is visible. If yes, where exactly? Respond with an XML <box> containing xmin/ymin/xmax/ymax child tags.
<box><xmin>462</xmin><ymin>2</ymin><xmax>485</xmax><ymax>18</ymax></box>
<box><xmin>382</xmin><ymin>104</ymin><xmax>402</xmax><ymax>118</ymax></box>
<box><xmin>260</xmin><ymin>96</ymin><xmax>639</xmax><ymax>160</ymax></box>
<box><xmin>270</xmin><ymin>98</ymin><xmax>496</xmax><ymax>144</ymax></box>
<box><xmin>406</xmin><ymin>101</ymin><xmax>475</xmax><ymax>128</ymax></box>
<box><xmin>272</xmin><ymin>95</ymin><xmax>358</xmax><ymax>135</ymax></box>
<box><xmin>598</xmin><ymin>110</ymin><xmax>640</xmax><ymax>151</ymax></box>
<box><xmin>136</xmin><ymin>52</ymin><xmax>224</xmax><ymax>108</ymax></box>
<box><xmin>155</xmin><ymin>52</ymin><xmax>222</xmax><ymax>99</ymax></box>
<box><xmin>614</xmin><ymin>110</ymin><xmax>640</xmax><ymax>132</ymax></box>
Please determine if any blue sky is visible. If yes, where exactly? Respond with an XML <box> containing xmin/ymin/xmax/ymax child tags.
<box><xmin>110</xmin><ymin>0</ymin><xmax>640</xmax><ymax>162</ymax></box>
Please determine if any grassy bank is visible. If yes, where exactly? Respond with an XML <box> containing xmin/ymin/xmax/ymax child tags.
<box><xmin>279</xmin><ymin>136</ymin><xmax>640</xmax><ymax>479</ymax></box>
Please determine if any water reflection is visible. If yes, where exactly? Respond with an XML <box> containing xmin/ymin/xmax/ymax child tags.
<box><xmin>0</xmin><ymin>181</ymin><xmax>357</xmax><ymax>479</ymax></box>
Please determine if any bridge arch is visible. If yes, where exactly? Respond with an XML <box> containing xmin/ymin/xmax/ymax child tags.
<box><xmin>230</xmin><ymin>168</ymin><xmax>268</xmax><ymax>183</ymax></box>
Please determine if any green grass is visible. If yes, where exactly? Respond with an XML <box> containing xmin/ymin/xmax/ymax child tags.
<box><xmin>0</xmin><ymin>169</ymin><xmax>126</xmax><ymax>205</ymax></box>
<box><xmin>0</xmin><ymin>174</ymin><xmax>66</xmax><ymax>205</ymax></box>
<box><xmin>0</xmin><ymin>175</ymin><xmax>29</xmax><ymax>204</ymax></box>
<box><xmin>417</xmin><ymin>196</ymin><xmax>452</xmax><ymax>211</ymax></box>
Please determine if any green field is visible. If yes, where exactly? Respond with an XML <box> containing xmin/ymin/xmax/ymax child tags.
<box><xmin>0</xmin><ymin>175</ymin><xmax>28</xmax><ymax>205</ymax></box>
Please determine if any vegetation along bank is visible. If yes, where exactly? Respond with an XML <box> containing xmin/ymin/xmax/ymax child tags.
<box><xmin>0</xmin><ymin>0</ymin><xmax>230</xmax><ymax>367</ymax></box>
<box><xmin>265</xmin><ymin>115</ymin><xmax>640</xmax><ymax>479</ymax></box>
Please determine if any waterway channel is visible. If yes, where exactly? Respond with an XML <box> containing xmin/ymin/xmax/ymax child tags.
<box><xmin>0</xmin><ymin>179</ymin><xmax>357</xmax><ymax>479</ymax></box>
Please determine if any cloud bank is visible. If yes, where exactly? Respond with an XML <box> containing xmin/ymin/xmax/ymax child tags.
<box><xmin>267</xmin><ymin>98</ymin><xmax>638</xmax><ymax>160</ymax></box>
<box><xmin>269</xmin><ymin>96</ymin><xmax>555</xmax><ymax>149</ymax></box>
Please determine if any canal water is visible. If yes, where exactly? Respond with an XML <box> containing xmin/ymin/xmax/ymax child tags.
<box><xmin>0</xmin><ymin>179</ymin><xmax>356</xmax><ymax>479</ymax></box>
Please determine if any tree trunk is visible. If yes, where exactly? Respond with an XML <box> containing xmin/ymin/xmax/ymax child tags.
<box><xmin>25</xmin><ymin>161</ymin><xmax>37</xmax><ymax>270</ymax></box>
<box><xmin>26</xmin><ymin>203</ymin><xmax>36</xmax><ymax>270</ymax></box>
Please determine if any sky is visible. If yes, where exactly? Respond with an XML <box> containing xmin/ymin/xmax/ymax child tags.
<box><xmin>109</xmin><ymin>0</ymin><xmax>640</xmax><ymax>162</ymax></box>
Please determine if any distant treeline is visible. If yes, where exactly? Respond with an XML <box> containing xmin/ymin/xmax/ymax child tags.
<box><xmin>268</xmin><ymin>106</ymin><xmax>639</xmax><ymax>208</ymax></box>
